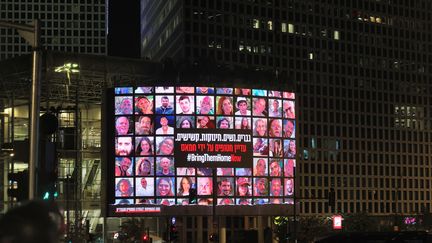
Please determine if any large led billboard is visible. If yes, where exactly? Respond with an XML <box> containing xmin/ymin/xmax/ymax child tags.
<box><xmin>105</xmin><ymin>86</ymin><xmax>296</xmax><ymax>216</ymax></box>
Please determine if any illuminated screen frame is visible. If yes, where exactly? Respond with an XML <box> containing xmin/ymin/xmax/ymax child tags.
<box><xmin>105</xmin><ymin>85</ymin><xmax>296</xmax><ymax>216</ymax></box>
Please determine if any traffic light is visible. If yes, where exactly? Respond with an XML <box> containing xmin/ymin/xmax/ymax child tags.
<box><xmin>169</xmin><ymin>224</ymin><xmax>178</xmax><ymax>241</ymax></box>
<box><xmin>189</xmin><ymin>188</ymin><xmax>197</xmax><ymax>204</ymax></box>
<box><xmin>141</xmin><ymin>232</ymin><xmax>150</xmax><ymax>243</ymax></box>
<box><xmin>328</xmin><ymin>187</ymin><xmax>336</xmax><ymax>208</ymax></box>
<box><xmin>8</xmin><ymin>170</ymin><xmax>29</xmax><ymax>201</ymax></box>
<box><xmin>38</xmin><ymin>140</ymin><xmax>59</xmax><ymax>200</ymax></box>
<box><xmin>209</xmin><ymin>233</ymin><xmax>218</xmax><ymax>242</ymax></box>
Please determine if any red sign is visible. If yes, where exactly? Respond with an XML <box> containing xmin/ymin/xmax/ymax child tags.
<box><xmin>333</xmin><ymin>215</ymin><xmax>343</xmax><ymax>230</ymax></box>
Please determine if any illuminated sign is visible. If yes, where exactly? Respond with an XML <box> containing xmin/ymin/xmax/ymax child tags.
<box><xmin>333</xmin><ymin>215</ymin><xmax>343</xmax><ymax>230</ymax></box>
<box><xmin>106</xmin><ymin>85</ymin><xmax>296</xmax><ymax>215</ymax></box>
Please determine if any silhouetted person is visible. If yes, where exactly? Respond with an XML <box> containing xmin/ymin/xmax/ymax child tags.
<box><xmin>0</xmin><ymin>200</ymin><xmax>63</xmax><ymax>243</ymax></box>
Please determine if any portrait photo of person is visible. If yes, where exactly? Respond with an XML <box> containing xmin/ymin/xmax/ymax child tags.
<box><xmin>217</xmin><ymin>168</ymin><xmax>234</xmax><ymax>176</ymax></box>
<box><xmin>235</xmin><ymin>117</ymin><xmax>251</xmax><ymax>130</ymax></box>
<box><xmin>198</xmin><ymin>198</ymin><xmax>212</xmax><ymax>205</ymax></box>
<box><xmin>283</xmin><ymin>100</ymin><xmax>295</xmax><ymax>119</ymax></box>
<box><xmin>115</xmin><ymin>199</ymin><xmax>132</xmax><ymax>205</ymax></box>
<box><xmin>285</xmin><ymin>178</ymin><xmax>294</xmax><ymax>196</ymax></box>
<box><xmin>115</xmin><ymin>157</ymin><xmax>133</xmax><ymax>176</ymax></box>
<box><xmin>135</xmin><ymin>177</ymin><xmax>154</xmax><ymax>197</ymax></box>
<box><xmin>115</xmin><ymin>96</ymin><xmax>133</xmax><ymax>115</ymax></box>
<box><xmin>196</xmin><ymin>96</ymin><xmax>214</xmax><ymax>115</ymax></box>
<box><xmin>235</xmin><ymin>88</ymin><xmax>251</xmax><ymax>96</ymax></box>
<box><xmin>269</xmin><ymin>139</ymin><xmax>283</xmax><ymax>158</ymax></box>
<box><xmin>155</xmin><ymin>116</ymin><xmax>174</xmax><ymax>135</ymax></box>
<box><xmin>177</xmin><ymin>177</ymin><xmax>194</xmax><ymax>196</ymax></box>
<box><xmin>284</xmin><ymin>159</ymin><xmax>295</xmax><ymax>177</ymax></box>
<box><xmin>269</xmin><ymin>160</ymin><xmax>282</xmax><ymax>177</ymax></box>
<box><xmin>197</xmin><ymin>177</ymin><xmax>213</xmax><ymax>196</ymax></box>
<box><xmin>270</xmin><ymin>178</ymin><xmax>282</xmax><ymax>196</ymax></box>
<box><xmin>176</xmin><ymin>95</ymin><xmax>194</xmax><ymax>114</ymax></box>
<box><xmin>180</xmin><ymin>198</ymin><xmax>192</xmax><ymax>205</ymax></box>
<box><xmin>115</xmin><ymin>178</ymin><xmax>134</xmax><ymax>197</ymax></box>
<box><xmin>156</xmin><ymin>157</ymin><xmax>174</xmax><ymax>176</ymax></box>
<box><xmin>115</xmin><ymin>137</ymin><xmax>133</xmax><ymax>156</ymax></box>
<box><xmin>270</xmin><ymin>198</ymin><xmax>282</xmax><ymax>204</ymax></box>
<box><xmin>155</xmin><ymin>95</ymin><xmax>174</xmax><ymax>114</ymax></box>
<box><xmin>135</xmin><ymin>157</ymin><xmax>153</xmax><ymax>176</ymax></box>
<box><xmin>269</xmin><ymin>99</ymin><xmax>282</xmax><ymax>117</ymax></box>
<box><xmin>134</xmin><ymin>96</ymin><xmax>153</xmax><ymax>115</ymax></box>
<box><xmin>156</xmin><ymin>177</ymin><xmax>175</xmax><ymax>197</ymax></box>
<box><xmin>155</xmin><ymin>86</ymin><xmax>174</xmax><ymax>93</ymax></box>
<box><xmin>135</xmin><ymin>136</ymin><xmax>154</xmax><ymax>156</ymax></box>
<box><xmin>176</xmin><ymin>86</ymin><xmax>194</xmax><ymax>94</ymax></box>
<box><xmin>218</xmin><ymin>198</ymin><xmax>234</xmax><ymax>205</ymax></box>
<box><xmin>217</xmin><ymin>178</ymin><xmax>234</xmax><ymax>196</ymax></box>
<box><xmin>254</xmin><ymin>178</ymin><xmax>268</xmax><ymax>196</ymax></box>
<box><xmin>283</xmin><ymin>92</ymin><xmax>295</xmax><ymax>99</ymax></box>
<box><xmin>283</xmin><ymin>120</ymin><xmax>295</xmax><ymax>138</ymax></box>
<box><xmin>253</xmin><ymin>138</ymin><xmax>268</xmax><ymax>156</ymax></box>
<box><xmin>216</xmin><ymin>96</ymin><xmax>233</xmax><ymax>115</ymax></box>
<box><xmin>253</xmin><ymin>158</ymin><xmax>268</xmax><ymax>176</ymax></box>
<box><xmin>237</xmin><ymin>198</ymin><xmax>252</xmax><ymax>205</ymax></box>
<box><xmin>135</xmin><ymin>116</ymin><xmax>153</xmax><ymax>135</ymax></box>
<box><xmin>136</xmin><ymin>198</ymin><xmax>154</xmax><ymax>205</ymax></box>
<box><xmin>176</xmin><ymin>116</ymin><xmax>195</xmax><ymax>129</ymax></box>
<box><xmin>252</xmin><ymin>98</ymin><xmax>267</xmax><ymax>116</ymax></box>
<box><xmin>234</xmin><ymin>97</ymin><xmax>251</xmax><ymax>116</ymax></box>
<box><xmin>284</xmin><ymin>139</ymin><xmax>296</xmax><ymax>158</ymax></box>
<box><xmin>158</xmin><ymin>198</ymin><xmax>175</xmax><ymax>206</ymax></box>
<box><xmin>253</xmin><ymin>118</ymin><xmax>267</xmax><ymax>136</ymax></box>
<box><xmin>216</xmin><ymin>87</ymin><xmax>233</xmax><ymax>94</ymax></box>
<box><xmin>254</xmin><ymin>198</ymin><xmax>269</xmax><ymax>205</ymax></box>
<box><xmin>197</xmin><ymin>116</ymin><xmax>215</xmax><ymax>129</ymax></box>
<box><xmin>135</xmin><ymin>86</ymin><xmax>153</xmax><ymax>94</ymax></box>
<box><xmin>176</xmin><ymin>167</ymin><xmax>196</xmax><ymax>176</ymax></box>
<box><xmin>235</xmin><ymin>168</ymin><xmax>252</xmax><ymax>176</ymax></box>
<box><xmin>115</xmin><ymin>87</ymin><xmax>133</xmax><ymax>94</ymax></box>
<box><xmin>269</xmin><ymin>119</ymin><xmax>282</xmax><ymax>137</ymax></box>
<box><xmin>236</xmin><ymin>177</ymin><xmax>251</xmax><ymax>197</ymax></box>
<box><xmin>115</xmin><ymin>116</ymin><xmax>132</xmax><ymax>135</ymax></box>
<box><xmin>252</xmin><ymin>89</ymin><xmax>267</xmax><ymax>96</ymax></box>
<box><xmin>216</xmin><ymin>117</ymin><xmax>232</xmax><ymax>129</ymax></box>
<box><xmin>196</xmin><ymin>87</ymin><xmax>214</xmax><ymax>94</ymax></box>
<box><xmin>269</xmin><ymin>90</ymin><xmax>282</xmax><ymax>98</ymax></box>
<box><xmin>156</xmin><ymin>137</ymin><xmax>174</xmax><ymax>155</ymax></box>
<box><xmin>197</xmin><ymin>168</ymin><xmax>212</xmax><ymax>176</ymax></box>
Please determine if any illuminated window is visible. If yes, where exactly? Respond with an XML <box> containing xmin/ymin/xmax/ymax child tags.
<box><xmin>239</xmin><ymin>45</ymin><xmax>244</xmax><ymax>51</ymax></box>
<box><xmin>281</xmin><ymin>23</ymin><xmax>287</xmax><ymax>32</ymax></box>
<box><xmin>288</xmin><ymin>24</ymin><xmax>294</xmax><ymax>33</ymax></box>
<box><xmin>308</xmin><ymin>53</ymin><xmax>314</xmax><ymax>60</ymax></box>
<box><xmin>334</xmin><ymin>30</ymin><xmax>340</xmax><ymax>40</ymax></box>
<box><xmin>252</xmin><ymin>19</ymin><xmax>260</xmax><ymax>29</ymax></box>
<box><xmin>267</xmin><ymin>21</ymin><xmax>273</xmax><ymax>30</ymax></box>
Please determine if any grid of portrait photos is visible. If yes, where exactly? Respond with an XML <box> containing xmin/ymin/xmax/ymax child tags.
<box><xmin>112</xmin><ymin>86</ymin><xmax>296</xmax><ymax>206</ymax></box>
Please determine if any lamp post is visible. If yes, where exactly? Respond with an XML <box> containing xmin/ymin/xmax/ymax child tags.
<box><xmin>0</xmin><ymin>20</ymin><xmax>42</xmax><ymax>200</ymax></box>
<box><xmin>55</xmin><ymin>62</ymin><xmax>80</xmax><ymax>240</ymax></box>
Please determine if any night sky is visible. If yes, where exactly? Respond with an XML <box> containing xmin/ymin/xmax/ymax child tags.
<box><xmin>107</xmin><ymin>1</ymin><xmax>140</xmax><ymax>58</ymax></box>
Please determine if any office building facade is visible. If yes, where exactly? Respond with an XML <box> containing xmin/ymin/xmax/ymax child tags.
<box><xmin>0</xmin><ymin>0</ymin><xmax>107</xmax><ymax>60</ymax></box>
<box><xmin>141</xmin><ymin>0</ymin><xmax>432</xmax><ymax>217</ymax></box>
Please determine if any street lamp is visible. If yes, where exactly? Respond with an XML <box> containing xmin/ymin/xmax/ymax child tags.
<box><xmin>0</xmin><ymin>20</ymin><xmax>42</xmax><ymax>200</ymax></box>
<box><xmin>55</xmin><ymin>62</ymin><xmax>80</xmax><ymax>98</ymax></box>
